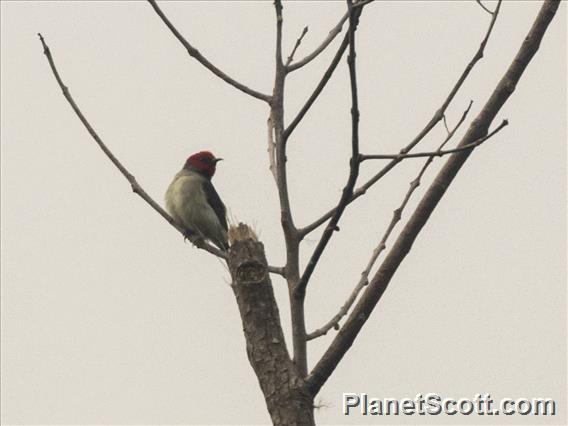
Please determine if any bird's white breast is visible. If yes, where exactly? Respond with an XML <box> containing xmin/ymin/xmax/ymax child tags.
<box><xmin>165</xmin><ymin>169</ymin><xmax>224</xmax><ymax>240</ymax></box>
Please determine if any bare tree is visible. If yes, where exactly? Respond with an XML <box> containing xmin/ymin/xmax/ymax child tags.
<box><xmin>38</xmin><ymin>0</ymin><xmax>561</xmax><ymax>424</ymax></box>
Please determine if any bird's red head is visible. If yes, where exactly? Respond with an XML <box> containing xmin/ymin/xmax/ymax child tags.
<box><xmin>184</xmin><ymin>151</ymin><xmax>223</xmax><ymax>178</ymax></box>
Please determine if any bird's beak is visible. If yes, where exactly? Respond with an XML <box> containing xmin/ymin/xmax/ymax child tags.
<box><xmin>214</xmin><ymin>158</ymin><xmax>224</xmax><ymax>163</ymax></box>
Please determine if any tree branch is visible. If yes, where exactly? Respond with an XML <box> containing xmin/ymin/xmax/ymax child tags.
<box><xmin>286</xmin><ymin>10</ymin><xmax>349</xmax><ymax>73</ymax></box>
<box><xmin>476</xmin><ymin>0</ymin><xmax>495</xmax><ymax>15</ymax></box>
<box><xmin>147</xmin><ymin>0</ymin><xmax>271</xmax><ymax>103</ymax></box>
<box><xmin>285</xmin><ymin>26</ymin><xmax>309</xmax><ymax>68</ymax></box>
<box><xmin>227</xmin><ymin>225</ymin><xmax>314</xmax><ymax>425</ymax></box>
<box><xmin>306</xmin><ymin>0</ymin><xmax>560</xmax><ymax>396</ymax></box>
<box><xmin>267</xmin><ymin>112</ymin><xmax>278</xmax><ymax>183</ymax></box>
<box><xmin>275</xmin><ymin>0</ymin><xmax>284</xmax><ymax>69</ymax></box>
<box><xmin>294</xmin><ymin>2</ymin><xmax>362</xmax><ymax>300</ymax></box>
<box><xmin>284</xmin><ymin>33</ymin><xmax>349</xmax><ymax>143</ymax></box>
<box><xmin>353</xmin><ymin>0</ymin><xmax>376</xmax><ymax>8</ymax></box>
<box><xmin>37</xmin><ymin>33</ymin><xmax>287</xmax><ymax>275</ymax></box>
<box><xmin>298</xmin><ymin>0</ymin><xmax>503</xmax><ymax>239</ymax></box>
<box><xmin>270</xmin><ymin>0</ymin><xmax>308</xmax><ymax>377</ymax></box>
<box><xmin>360</xmin><ymin>119</ymin><xmax>508</xmax><ymax>161</ymax></box>
<box><xmin>272</xmin><ymin>0</ymin><xmax>297</xmax><ymax>250</ymax></box>
<box><xmin>442</xmin><ymin>114</ymin><xmax>451</xmax><ymax>135</ymax></box>
<box><xmin>306</xmin><ymin>100</ymin><xmax>474</xmax><ymax>341</ymax></box>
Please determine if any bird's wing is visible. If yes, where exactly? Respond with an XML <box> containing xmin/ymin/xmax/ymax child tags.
<box><xmin>203</xmin><ymin>180</ymin><xmax>228</xmax><ymax>231</ymax></box>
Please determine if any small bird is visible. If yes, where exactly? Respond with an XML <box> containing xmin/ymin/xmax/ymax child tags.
<box><xmin>165</xmin><ymin>151</ymin><xmax>229</xmax><ymax>250</ymax></box>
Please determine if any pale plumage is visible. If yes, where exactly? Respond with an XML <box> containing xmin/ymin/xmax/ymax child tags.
<box><xmin>165</xmin><ymin>151</ymin><xmax>228</xmax><ymax>250</ymax></box>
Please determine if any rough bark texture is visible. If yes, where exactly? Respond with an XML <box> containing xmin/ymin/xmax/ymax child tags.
<box><xmin>228</xmin><ymin>224</ymin><xmax>314</xmax><ymax>426</ymax></box>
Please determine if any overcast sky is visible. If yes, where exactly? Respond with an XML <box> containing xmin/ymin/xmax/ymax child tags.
<box><xmin>1</xmin><ymin>1</ymin><xmax>566</xmax><ymax>425</ymax></box>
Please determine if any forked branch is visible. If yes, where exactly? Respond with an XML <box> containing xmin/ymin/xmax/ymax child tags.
<box><xmin>147</xmin><ymin>0</ymin><xmax>271</xmax><ymax>103</ymax></box>
<box><xmin>37</xmin><ymin>33</ymin><xmax>286</xmax><ymax>275</ymax></box>
<box><xmin>294</xmin><ymin>3</ymin><xmax>362</xmax><ymax>299</ymax></box>
<box><xmin>307</xmin><ymin>100</ymin><xmax>475</xmax><ymax>341</ymax></box>
<box><xmin>360</xmin><ymin>119</ymin><xmax>508</xmax><ymax>161</ymax></box>
<box><xmin>285</xmin><ymin>26</ymin><xmax>309</xmax><ymax>67</ymax></box>
<box><xmin>298</xmin><ymin>0</ymin><xmax>503</xmax><ymax>239</ymax></box>
<box><xmin>476</xmin><ymin>0</ymin><xmax>495</xmax><ymax>15</ymax></box>
<box><xmin>306</xmin><ymin>0</ymin><xmax>560</xmax><ymax>396</ymax></box>
<box><xmin>285</xmin><ymin>0</ymin><xmax>375</xmax><ymax>74</ymax></box>
<box><xmin>284</xmin><ymin>33</ymin><xmax>350</xmax><ymax>143</ymax></box>
<box><xmin>287</xmin><ymin>10</ymin><xmax>349</xmax><ymax>72</ymax></box>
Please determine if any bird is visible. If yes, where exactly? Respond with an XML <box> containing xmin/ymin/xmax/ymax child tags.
<box><xmin>165</xmin><ymin>151</ymin><xmax>229</xmax><ymax>251</ymax></box>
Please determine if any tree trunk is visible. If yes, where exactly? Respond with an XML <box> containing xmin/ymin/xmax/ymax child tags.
<box><xmin>228</xmin><ymin>224</ymin><xmax>314</xmax><ymax>426</ymax></box>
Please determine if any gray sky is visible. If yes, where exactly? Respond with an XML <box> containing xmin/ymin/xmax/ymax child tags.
<box><xmin>1</xmin><ymin>1</ymin><xmax>566</xmax><ymax>425</ymax></box>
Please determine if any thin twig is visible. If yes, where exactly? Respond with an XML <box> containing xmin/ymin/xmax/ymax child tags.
<box><xmin>37</xmin><ymin>34</ymin><xmax>285</xmax><ymax>276</ymax></box>
<box><xmin>285</xmin><ymin>0</ymin><xmax>375</xmax><ymax>73</ymax></box>
<box><xmin>306</xmin><ymin>0</ymin><xmax>560</xmax><ymax>396</ymax></box>
<box><xmin>147</xmin><ymin>0</ymin><xmax>271</xmax><ymax>103</ymax></box>
<box><xmin>284</xmin><ymin>33</ymin><xmax>349</xmax><ymax>143</ymax></box>
<box><xmin>442</xmin><ymin>115</ymin><xmax>450</xmax><ymax>135</ymax></box>
<box><xmin>294</xmin><ymin>2</ymin><xmax>361</xmax><ymax>299</ymax></box>
<box><xmin>285</xmin><ymin>26</ymin><xmax>309</xmax><ymax>67</ymax></box>
<box><xmin>287</xmin><ymin>10</ymin><xmax>349</xmax><ymax>72</ymax></box>
<box><xmin>307</xmin><ymin>101</ymin><xmax>473</xmax><ymax>341</ymax></box>
<box><xmin>37</xmin><ymin>33</ymin><xmax>221</xmax><ymax>255</ymax></box>
<box><xmin>298</xmin><ymin>0</ymin><xmax>502</xmax><ymax>239</ymax></box>
<box><xmin>476</xmin><ymin>0</ymin><xmax>494</xmax><ymax>15</ymax></box>
<box><xmin>267</xmin><ymin>265</ymin><xmax>286</xmax><ymax>275</ymax></box>
<box><xmin>353</xmin><ymin>0</ymin><xmax>376</xmax><ymax>8</ymax></box>
<box><xmin>360</xmin><ymin>120</ymin><xmax>508</xmax><ymax>161</ymax></box>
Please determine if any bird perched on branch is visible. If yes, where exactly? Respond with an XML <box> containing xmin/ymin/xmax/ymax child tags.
<box><xmin>165</xmin><ymin>151</ymin><xmax>229</xmax><ymax>250</ymax></box>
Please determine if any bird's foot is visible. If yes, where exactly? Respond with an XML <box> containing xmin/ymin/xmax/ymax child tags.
<box><xmin>184</xmin><ymin>231</ymin><xmax>205</xmax><ymax>248</ymax></box>
<box><xmin>193</xmin><ymin>237</ymin><xmax>206</xmax><ymax>248</ymax></box>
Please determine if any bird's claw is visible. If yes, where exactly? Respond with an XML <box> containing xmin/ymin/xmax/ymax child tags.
<box><xmin>183</xmin><ymin>231</ymin><xmax>205</xmax><ymax>248</ymax></box>
<box><xmin>183</xmin><ymin>231</ymin><xmax>195</xmax><ymax>243</ymax></box>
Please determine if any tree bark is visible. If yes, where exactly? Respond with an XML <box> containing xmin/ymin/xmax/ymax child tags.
<box><xmin>228</xmin><ymin>224</ymin><xmax>314</xmax><ymax>426</ymax></box>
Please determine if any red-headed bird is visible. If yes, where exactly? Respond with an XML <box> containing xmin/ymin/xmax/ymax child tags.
<box><xmin>165</xmin><ymin>151</ymin><xmax>228</xmax><ymax>250</ymax></box>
